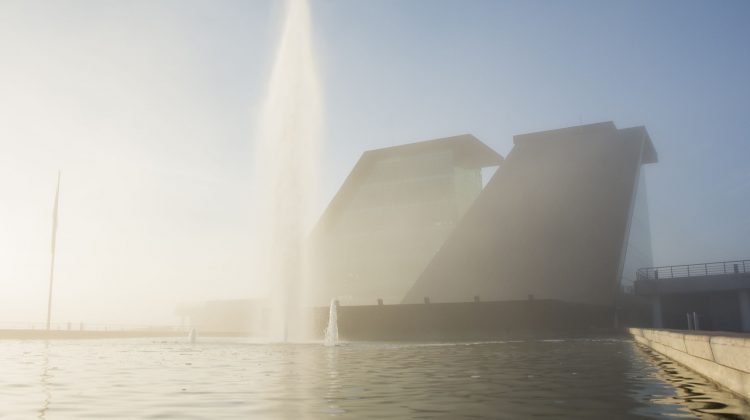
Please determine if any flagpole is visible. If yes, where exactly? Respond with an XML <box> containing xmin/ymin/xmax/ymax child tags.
<box><xmin>46</xmin><ymin>171</ymin><xmax>61</xmax><ymax>331</ymax></box>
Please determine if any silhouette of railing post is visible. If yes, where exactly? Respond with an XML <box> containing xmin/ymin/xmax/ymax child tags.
<box><xmin>693</xmin><ymin>312</ymin><xmax>700</xmax><ymax>330</ymax></box>
<box><xmin>640</xmin><ymin>259</ymin><xmax>750</xmax><ymax>280</ymax></box>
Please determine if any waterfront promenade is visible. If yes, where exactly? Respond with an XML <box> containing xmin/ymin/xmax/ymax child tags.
<box><xmin>630</xmin><ymin>328</ymin><xmax>750</xmax><ymax>400</ymax></box>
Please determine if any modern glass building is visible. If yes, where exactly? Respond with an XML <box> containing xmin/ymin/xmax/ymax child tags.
<box><xmin>309</xmin><ymin>135</ymin><xmax>502</xmax><ymax>306</ymax></box>
<box><xmin>180</xmin><ymin>122</ymin><xmax>657</xmax><ymax>334</ymax></box>
<box><xmin>312</xmin><ymin>122</ymin><xmax>657</xmax><ymax>308</ymax></box>
<box><xmin>619</xmin><ymin>159</ymin><xmax>654</xmax><ymax>291</ymax></box>
<box><xmin>404</xmin><ymin>122</ymin><xmax>657</xmax><ymax>306</ymax></box>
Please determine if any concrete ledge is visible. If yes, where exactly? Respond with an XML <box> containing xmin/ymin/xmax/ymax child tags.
<box><xmin>629</xmin><ymin>328</ymin><xmax>750</xmax><ymax>400</ymax></box>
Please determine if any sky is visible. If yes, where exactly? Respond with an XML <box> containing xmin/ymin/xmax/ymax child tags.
<box><xmin>0</xmin><ymin>0</ymin><xmax>748</xmax><ymax>326</ymax></box>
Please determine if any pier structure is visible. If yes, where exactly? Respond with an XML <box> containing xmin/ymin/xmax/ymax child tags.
<box><xmin>635</xmin><ymin>259</ymin><xmax>750</xmax><ymax>332</ymax></box>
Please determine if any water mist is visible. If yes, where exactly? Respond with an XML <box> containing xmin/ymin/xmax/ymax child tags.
<box><xmin>252</xmin><ymin>0</ymin><xmax>322</xmax><ymax>341</ymax></box>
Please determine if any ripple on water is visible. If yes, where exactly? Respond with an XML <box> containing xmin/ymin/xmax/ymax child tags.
<box><xmin>1</xmin><ymin>337</ymin><xmax>749</xmax><ymax>419</ymax></box>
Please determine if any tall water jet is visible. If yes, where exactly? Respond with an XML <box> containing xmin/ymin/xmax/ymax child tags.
<box><xmin>252</xmin><ymin>0</ymin><xmax>322</xmax><ymax>341</ymax></box>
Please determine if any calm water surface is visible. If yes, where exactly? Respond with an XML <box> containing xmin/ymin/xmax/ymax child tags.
<box><xmin>1</xmin><ymin>337</ymin><xmax>748</xmax><ymax>419</ymax></box>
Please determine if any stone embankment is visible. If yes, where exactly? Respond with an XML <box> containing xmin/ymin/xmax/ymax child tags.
<box><xmin>630</xmin><ymin>328</ymin><xmax>750</xmax><ymax>400</ymax></box>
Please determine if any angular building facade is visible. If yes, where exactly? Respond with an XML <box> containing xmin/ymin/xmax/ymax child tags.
<box><xmin>619</xmin><ymin>171</ymin><xmax>654</xmax><ymax>291</ymax></box>
<box><xmin>310</xmin><ymin>135</ymin><xmax>502</xmax><ymax>306</ymax></box>
<box><xmin>180</xmin><ymin>122</ymin><xmax>657</xmax><ymax>336</ymax></box>
<box><xmin>311</xmin><ymin>122</ymin><xmax>656</xmax><ymax>310</ymax></box>
<box><xmin>403</xmin><ymin>122</ymin><xmax>657</xmax><ymax>306</ymax></box>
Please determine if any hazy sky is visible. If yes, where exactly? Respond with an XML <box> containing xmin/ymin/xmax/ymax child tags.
<box><xmin>1</xmin><ymin>0</ymin><xmax>748</xmax><ymax>326</ymax></box>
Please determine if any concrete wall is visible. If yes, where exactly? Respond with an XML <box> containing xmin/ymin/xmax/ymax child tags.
<box><xmin>629</xmin><ymin>328</ymin><xmax>750</xmax><ymax>400</ymax></box>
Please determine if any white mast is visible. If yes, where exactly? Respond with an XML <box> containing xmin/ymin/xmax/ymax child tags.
<box><xmin>46</xmin><ymin>171</ymin><xmax>60</xmax><ymax>331</ymax></box>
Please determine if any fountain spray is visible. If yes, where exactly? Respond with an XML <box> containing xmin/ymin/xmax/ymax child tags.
<box><xmin>253</xmin><ymin>0</ymin><xmax>322</xmax><ymax>341</ymax></box>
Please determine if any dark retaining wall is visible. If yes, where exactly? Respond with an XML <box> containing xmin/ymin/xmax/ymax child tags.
<box><xmin>312</xmin><ymin>299</ymin><xmax>615</xmax><ymax>341</ymax></box>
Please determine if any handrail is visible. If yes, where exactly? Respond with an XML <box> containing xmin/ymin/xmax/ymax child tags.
<box><xmin>636</xmin><ymin>259</ymin><xmax>750</xmax><ymax>281</ymax></box>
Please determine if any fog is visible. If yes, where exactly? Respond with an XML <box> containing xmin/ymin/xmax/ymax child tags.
<box><xmin>1</xmin><ymin>0</ymin><xmax>749</xmax><ymax>328</ymax></box>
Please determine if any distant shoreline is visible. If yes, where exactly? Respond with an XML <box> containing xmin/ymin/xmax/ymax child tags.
<box><xmin>0</xmin><ymin>329</ymin><xmax>192</xmax><ymax>340</ymax></box>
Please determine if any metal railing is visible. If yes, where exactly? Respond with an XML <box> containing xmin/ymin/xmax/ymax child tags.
<box><xmin>636</xmin><ymin>259</ymin><xmax>750</xmax><ymax>281</ymax></box>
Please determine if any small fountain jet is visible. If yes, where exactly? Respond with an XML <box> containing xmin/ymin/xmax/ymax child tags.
<box><xmin>324</xmin><ymin>299</ymin><xmax>339</xmax><ymax>347</ymax></box>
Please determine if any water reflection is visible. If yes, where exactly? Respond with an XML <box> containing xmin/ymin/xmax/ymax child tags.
<box><xmin>0</xmin><ymin>337</ymin><xmax>746</xmax><ymax>419</ymax></box>
<box><xmin>38</xmin><ymin>341</ymin><xmax>50</xmax><ymax>420</ymax></box>
<box><xmin>324</xmin><ymin>346</ymin><xmax>344</xmax><ymax>416</ymax></box>
<box><xmin>636</xmin><ymin>344</ymin><xmax>750</xmax><ymax>419</ymax></box>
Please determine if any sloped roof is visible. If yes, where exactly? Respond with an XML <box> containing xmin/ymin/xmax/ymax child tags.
<box><xmin>362</xmin><ymin>134</ymin><xmax>502</xmax><ymax>168</ymax></box>
<box><xmin>312</xmin><ymin>134</ymin><xmax>502</xmax><ymax>234</ymax></box>
<box><xmin>514</xmin><ymin>122</ymin><xmax>657</xmax><ymax>164</ymax></box>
